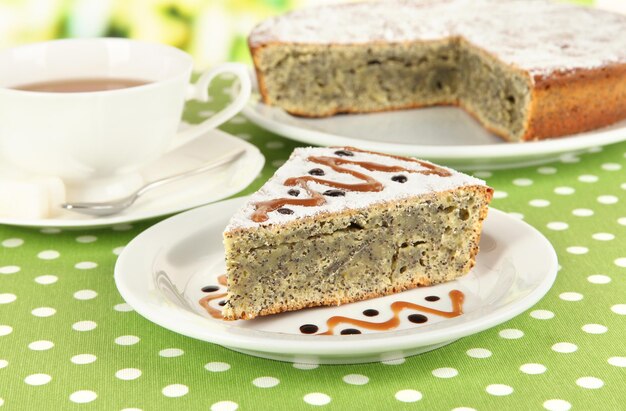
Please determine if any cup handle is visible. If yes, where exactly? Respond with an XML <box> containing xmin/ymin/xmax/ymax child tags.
<box><xmin>169</xmin><ymin>62</ymin><xmax>251</xmax><ymax>150</ymax></box>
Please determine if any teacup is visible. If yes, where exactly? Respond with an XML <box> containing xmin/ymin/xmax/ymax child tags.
<box><xmin>0</xmin><ymin>38</ymin><xmax>251</xmax><ymax>201</ymax></box>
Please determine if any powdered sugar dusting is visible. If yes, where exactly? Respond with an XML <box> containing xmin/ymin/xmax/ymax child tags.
<box><xmin>249</xmin><ymin>0</ymin><xmax>626</xmax><ymax>77</ymax></box>
<box><xmin>225</xmin><ymin>147</ymin><xmax>486</xmax><ymax>230</ymax></box>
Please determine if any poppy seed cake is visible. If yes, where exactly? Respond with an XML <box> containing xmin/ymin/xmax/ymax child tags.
<box><xmin>222</xmin><ymin>147</ymin><xmax>493</xmax><ymax>320</ymax></box>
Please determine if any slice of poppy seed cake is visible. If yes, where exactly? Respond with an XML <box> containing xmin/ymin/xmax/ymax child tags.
<box><xmin>222</xmin><ymin>147</ymin><xmax>493</xmax><ymax>320</ymax></box>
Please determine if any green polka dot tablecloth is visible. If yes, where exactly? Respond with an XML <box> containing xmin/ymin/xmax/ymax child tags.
<box><xmin>1</xmin><ymin>79</ymin><xmax>625</xmax><ymax>411</ymax></box>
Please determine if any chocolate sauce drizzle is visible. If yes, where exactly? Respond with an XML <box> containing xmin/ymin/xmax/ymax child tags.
<box><xmin>199</xmin><ymin>274</ymin><xmax>228</xmax><ymax>319</ymax></box>
<box><xmin>316</xmin><ymin>290</ymin><xmax>464</xmax><ymax>335</ymax></box>
<box><xmin>251</xmin><ymin>147</ymin><xmax>451</xmax><ymax>223</ymax></box>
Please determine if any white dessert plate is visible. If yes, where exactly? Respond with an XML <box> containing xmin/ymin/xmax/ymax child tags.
<box><xmin>243</xmin><ymin>80</ymin><xmax>626</xmax><ymax>170</ymax></box>
<box><xmin>0</xmin><ymin>129</ymin><xmax>264</xmax><ymax>228</ymax></box>
<box><xmin>115</xmin><ymin>195</ymin><xmax>558</xmax><ymax>364</ymax></box>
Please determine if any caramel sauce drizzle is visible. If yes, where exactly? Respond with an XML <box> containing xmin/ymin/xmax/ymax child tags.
<box><xmin>251</xmin><ymin>147</ymin><xmax>451</xmax><ymax>223</ymax></box>
<box><xmin>217</xmin><ymin>274</ymin><xmax>227</xmax><ymax>286</ymax></box>
<box><xmin>199</xmin><ymin>292</ymin><xmax>227</xmax><ymax>319</ymax></box>
<box><xmin>317</xmin><ymin>290</ymin><xmax>464</xmax><ymax>335</ymax></box>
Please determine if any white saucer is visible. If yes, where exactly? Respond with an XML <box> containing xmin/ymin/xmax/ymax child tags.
<box><xmin>115</xmin><ymin>196</ymin><xmax>558</xmax><ymax>364</ymax></box>
<box><xmin>0</xmin><ymin>129</ymin><xmax>264</xmax><ymax>228</ymax></box>
<box><xmin>243</xmin><ymin>82</ymin><xmax>626</xmax><ymax>170</ymax></box>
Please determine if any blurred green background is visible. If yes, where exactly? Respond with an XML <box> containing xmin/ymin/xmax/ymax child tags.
<box><xmin>0</xmin><ymin>0</ymin><xmax>623</xmax><ymax>69</ymax></box>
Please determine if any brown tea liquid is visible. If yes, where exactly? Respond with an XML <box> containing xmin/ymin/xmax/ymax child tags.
<box><xmin>12</xmin><ymin>78</ymin><xmax>150</xmax><ymax>93</ymax></box>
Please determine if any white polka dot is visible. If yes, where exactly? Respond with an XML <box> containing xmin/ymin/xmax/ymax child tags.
<box><xmin>452</xmin><ymin>408</ymin><xmax>477</xmax><ymax>411</ymax></box>
<box><xmin>615</xmin><ymin>257</ymin><xmax>626</xmax><ymax>268</ymax></box>
<box><xmin>229</xmin><ymin>116</ymin><xmax>246</xmax><ymax>124</ymax></box>
<box><xmin>560</xmin><ymin>154</ymin><xmax>580</xmax><ymax>163</ymax></box>
<box><xmin>31</xmin><ymin>307</ymin><xmax>56</xmax><ymax>317</ymax></box>
<box><xmin>572</xmin><ymin>208</ymin><xmax>594</xmax><ymax>217</ymax></box>
<box><xmin>622</xmin><ymin>183</ymin><xmax>626</xmax><ymax>190</ymax></box>
<box><xmin>34</xmin><ymin>275</ymin><xmax>57</xmax><ymax>285</ymax></box>
<box><xmin>578</xmin><ymin>174</ymin><xmax>598</xmax><ymax>183</ymax></box>
<box><xmin>71</xmin><ymin>354</ymin><xmax>97</xmax><ymax>365</ymax></box>
<box><xmin>113</xmin><ymin>246</ymin><xmax>125</xmax><ymax>255</ymax></box>
<box><xmin>342</xmin><ymin>374</ymin><xmax>369</xmax><ymax>385</ymax></box>
<box><xmin>159</xmin><ymin>348</ymin><xmax>184</xmax><ymax>357</ymax></box>
<box><xmin>0</xmin><ymin>265</ymin><xmax>20</xmax><ymax>274</ymax></box>
<box><xmin>115</xmin><ymin>335</ymin><xmax>140</xmax><ymax>345</ymax></box>
<box><xmin>473</xmin><ymin>171</ymin><xmax>492</xmax><ymax>178</ymax></box>
<box><xmin>72</xmin><ymin>320</ymin><xmax>97</xmax><ymax>331</ymax></box>
<box><xmin>554</xmin><ymin>186</ymin><xmax>575</xmax><ymax>195</ymax></box>
<box><xmin>432</xmin><ymin>367</ymin><xmax>458</xmax><ymax>378</ymax></box>
<box><xmin>199</xmin><ymin>110</ymin><xmax>216</xmax><ymax>117</ymax></box>
<box><xmin>588</xmin><ymin>274</ymin><xmax>611</xmax><ymax>284</ymax></box>
<box><xmin>601</xmin><ymin>163</ymin><xmax>622</xmax><ymax>171</ymax></box>
<box><xmin>24</xmin><ymin>373</ymin><xmax>52</xmax><ymax>386</ymax></box>
<box><xmin>582</xmin><ymin>324</ymin><xmax>607</xmax><ymax>334</ymax></box>
<box><xmin>293</xmin><ymin>362</ymin><xmax>320</xmax><ymax>369</ymax></box>
<box><xmin>0</xmin><ymin>398</ymin><xmax>4</xmax><ymax>406</ymax></box>
<box><xmin>508</xmin><ymin>212</ymin><xmax>524</xmax><ymax>219</ymax></box>
<box><xmin>513</xmin><ymin>178</ymin><xmax>533</xmax><ymax>186</ymax></box>
<box><xmin>37</xmin><ymin>250</ymin><xmax>59</xmax><ymax>260</ymax></box>
<box><xmin>537</xmin><ymin>167</ymin><xmax>557</xmax><ymax>175</ymax></box>
<box><xmin>576</xmin><ymin>377</ymin><xmax>603</xmax><ymax>389</ymax></box>
<box><xmin>543</xmin><ymin>399</ymin><xmax>572</xmax><ymax>411</ymax></box>
<box><xmin>204</xmin><ymin>362</ymin><xmax>230</xmax><ymax>372</ymax></box>
<box><xmin>114</xmin><ymin>303</ymin><xmax>133</xmax><ymax>312</ymax></box>
<box><xmin>559</xmin><ymin>292</ymin><xmax>583</xmax><ymax>301</ymax></box>
<box><xmin>162</xmin><ymin>384</ymin><xmax>189</xmax><ymax>397</ymax></box>
<box><xmin>552</xmin><ymin>342</ymin><xmax>578</xmax><ymax>353</ymax></box>
<box><xmin>2</xmin><ymin>238</ymin><xmax>23</xmax><ymax>248</ymax></box>
<box><xmin>592</xmin><ymin>232</ymin><xmax>614</xmax><ymax>241</ymax></box>
<box><xmin>28</xmin><ymin>340</ymin><xmax>54</xmax><ymax>351</ymax></box>
<box><xmin>115</xmin><ymin>368</ymin><xmax>142</xmax><ymax>380</ymax></box>
<box><xmin>466</xmin><ymin>348</ymin><xmax>492</xmax><ymax>358</ymax></box>
<box><xmin>0</xmin><ymin>325</ymin><xmax>13</xmax><ymax>336</ymax></box>
<box><xmin>611</xmin><ymin>304</ymin><xmax>626</xmax><ymax>315</ymax></box>
<box><xmin>112</xmin><ymin>224</ymin><xmax>133</xmax><ymax>231</ymax></box>
<box><xmin>493</xmin><ymin>190</ymin><xmax>508</xmax><ymax>199</ymax></box>
<box><xmin>618</xmin><ymin>217</ymin><xmax>626</xmax><ymax>226</ymax></box>
<box><xmin>120</xmin><ymin>409</ymin><xmax>142</xmax><ymax>411</ymax></box>
<box><xmin>236</xmin><ymin>133</ymin><xmax>251</xmax><ymax>140</ymax></box>
<box><xmin>40</xmin><ymin>228</ymin><xmax>61</xmax><ymax>234</ymax></box>
<box><xmin>520</xmin><ymin>363</ymin><xmax>546</xmax><ymax>374</ymax></box>
<box><xmin>529</xmin><ymin>199</ymin><xmax>550</xmax><ymax>207</ymax></box>
<box><xmin>499</xmin><ymin>328</ymin><xmax>524</xmax><ymax>339</ymax></box>
<box><xmin>75</xmin><ymin>261</ymin><xmax>97</xmax><ymax>270</ymax></box>
<box><xmin>210</xmin><ymin>401</ymin><xmax>239</xmax><ymax>411</ymax></box>
<box><xmin>530</xmin><ymin>310</ymin><xmax>555</xmax><ymax>320</ymax></box>
<box><xmin>0</xmin><ymin>294</ymin><xmax>16</xmax><ymax>304</ymax></box>
<box><xmin>265</xmin><ymin>141</ymin><xmax>285</xmax><ymax>149</ymax></box>
<box><xmin>588</xmin><ymin>146</ymin><xmax>603</xmax><ymax>153</ymax></box>
<box><xmin>69</xmin><ymin>390</ymin><xmax>97</xmax><ymax>403</ymax></box>
<box><xmin>486</xmin><ymin>384</ymin><xmax>513</xmax><ymax>396</ymax></box>
<box><xmin>76</xmin><ymin>235</ymin><xmax>97</xmax><ymax>243</ymax></box>
<box><xmin>566</xmin><ymin>246</ymin><xmax>588</xmax><ymax>255</ymax></box>
<box><xmin>394</xmin><ymin>390</ymin><xmax>422</xmax><ymax>402</ymax></box>
<box><xmin>252</xmin><ymin>376</ymin><xmax>280</xmax><ymax>388</ymax></box>
<box><xmin>547</xmin><ymin>222</ymin><xmax>568</xmax><ymax>231</ymax></box>
<box><xmin>598</xmin><ymin>195</ymin><xmax>618</xmax><ymax>205</ymax></box>
<box><xmin>73</xmin><ymin>290</ymin><xmax>97</xmax><ymax>300</ymax></box>
<box><xmin>271</xmin><ymin>159</ymin><xmax>286</xmax><ymax>168</ymax></box>
<box><xmin>608</xmin><ymin>357</ymin><xmax>626</xmax><ymax>367</ymax></box>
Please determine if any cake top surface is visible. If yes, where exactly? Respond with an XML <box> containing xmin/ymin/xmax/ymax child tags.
<box><xmin>225</xmin><ymin>147</ymin><xmax>487</xmax><ymax>231</ymax></box>
<box><xmin>249</xmin><ymin>0</ymin><xmax>626</xmax><ymax>77</ymax></box>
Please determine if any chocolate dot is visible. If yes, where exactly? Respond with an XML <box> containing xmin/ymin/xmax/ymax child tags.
<box><xmin>218</xmin><ymin>300</ymin><xmax>226</xmax><ymax>306</ymax></box>
<box><xmin>299</xmin><ymin>324</ymin><xmax>319</xmax><ymax>334</ymax></box>
<box><xmin>340</xmin><ymin>328</ymin><xmax>362</xmax><ymax>335</ymax></box>
<box><xmin>201</xmin><ymin>285</ymin><xmax>220</xmax><ymax>293</ymax></box>
<box><xmin>277</xmin><ymin>208</ymin><xmax>294</xmax><ymax>215</ymax></box>
<box><xmin>323</xmin><ymin>189</ymin><xmax>345</xmax><ymax>197</ymax></box>
<box><xmin>425</xmin><ymin>295</ymin><xmax>440</xmax><ymax>302</ymax></box>
<box><xmin>308</xmin><ymin>168</ymin><xmax>325</xmax><ymax>176</ymax></box>
<box><xmin>334</xmin><ymin>149</ymin><xmax>354</xmax><ymax>157</ymax></box>
<box><xmin>363</xmin><ymin>309</ymin><xmax>379</xmax><ymax>317</ymax></box>
<box><xmin>408</xmin><ymin>314</ymin><xmax>428</xmax><ymax>323</ymax></box>
<box><xmin>391</xmin><ymin>175</ymin><xmax>408</xmax><ymax>183</ymax></box>
<box><xmin>288</xmin><ymin>189</ymin><xmax>300</xmax><ymax>197</ymax></box>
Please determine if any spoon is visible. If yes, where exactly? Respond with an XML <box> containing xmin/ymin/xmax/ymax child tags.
<box><xmin>62</xmin><ymin>148</ymin><xmax>246</xmax><ymax>216</ymax></box>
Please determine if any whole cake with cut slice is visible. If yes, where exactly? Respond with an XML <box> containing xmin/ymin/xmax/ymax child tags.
<box><xmin>222</xmin><ymin>147</ymin><xmax>493</xmax><ymax>321</ymax></box>
<box><xmin>249</xmin><ymin>0</ymin><xmax>626</xmax><ymax>142</ymax></box>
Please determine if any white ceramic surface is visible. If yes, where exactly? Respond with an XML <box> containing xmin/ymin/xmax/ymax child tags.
<box><xmin>0</xmin><ymin>38</ymin><xmax>250</xmax><ymax>200</ymax></box>
<box><xmin>115</xmin><ymin>196</ymin><xmax>558</xmax><ymax>364</ymax></box>
<box><xmin>0</xmin><ymin>129</ymin><xmax>264</xmax><ymax>228</ymax></box>
<box><xmin>243</xmin><ymin>83</ymin><xmax>626</xmax><ymax>170</ymax></box>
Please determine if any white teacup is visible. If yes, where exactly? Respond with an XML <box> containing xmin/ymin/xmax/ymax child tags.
<box><xmin>0</xmin><ymin>38</ymin><xmax>251</xmax><ymax>201</ymax></box>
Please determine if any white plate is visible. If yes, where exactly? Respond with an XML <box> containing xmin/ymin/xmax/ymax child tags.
<box><xmin>115</xmin><ymin>196</ymin><xmax>558</xmax><ymax>364</ymax></box>
<box><xmin>243</xmin><ymin>83</ymin><xmax>626</xmax><ymax>170</ymax></box>
<box><xmin>0</xmin><ymin>129</ymin><xmax>264</xmax><ymax>228</ymax></box>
